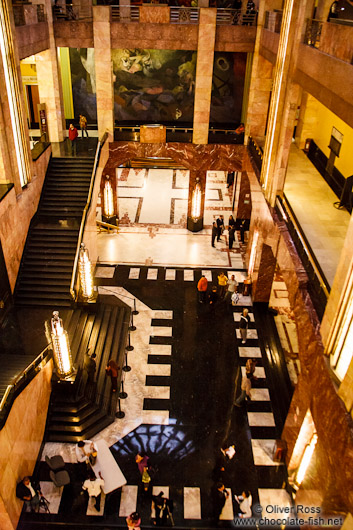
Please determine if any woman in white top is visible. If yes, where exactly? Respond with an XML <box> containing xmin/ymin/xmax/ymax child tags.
<box><xmin>235</xmin><ymin>490</ymin><xmax>252</xmax><ymax>518</ymax></box>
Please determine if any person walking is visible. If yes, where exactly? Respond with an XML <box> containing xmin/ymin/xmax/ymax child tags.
<box><xmin>224</xmin><ymin>274</ymin><xmax>238</xmax><ymax>304</ymax></box>
<box><xmin>239</xmin><ymin>308</ymin><xmax>250</xmax><ymax>344</ymax></box>
<box><xmin>239</xmin><ymin>219</ymin><xmax>246</xmax><ymax>244</ymax></box>
<box><xmin>79</xmin><ymin>114</ymin><xmax>88</xmax><ymax>137</ymax></box>
<box><xmin>211</xmin><ymin>222</ymin><xmax>218</xmax><ymax>247</ymax></box>
<box><xmin>227</xmin><ymin>172</ymin><xmax>234</xmax><ymax>188</ymax></box>
<box><xmin>126</xmin><ymin>512</ymin><xmax>141</xmax><ymax>529</ymax></box>
<box><xmin>234</xmin><ymin>373</ymin><xmax>252</xmax><ymax>407</ymax></box>
<box><xmin>218</xmin><ymin>271</ymin><xmax>228</xmax><ymax>299</ymax></box>
<box><xmin>105</xmin><ymin>359</ymin><xmax>120</xmax><ymax>392</ymax></box>
<box><xmin>68</xmin><ymin>123</ymin><xmax>78</xmax><ymax>156</ymax></box>
<box><xmin>197</xmin><ymin>274</ymin><xmax>208</xmax><ymax>303</ymax></box>
<box><xmin>246</xmin><ymin>358</ymin><xmax>257</xmax><ymax>381</ymax></box>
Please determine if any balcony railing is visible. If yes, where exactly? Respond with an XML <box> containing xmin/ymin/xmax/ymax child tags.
<box><xmin>170</xmin><ymin>7</ymin><xmax>199</xmax><ymax>24</ymax></box>
<box><xmin>304</xmin><ymin>18</ymin><xmax>353</xmax><ymax>64</ymax></box>
<box><xmin>264</xmin><ymin>10</ymin><xmax>282</xmax><ymax>33</ymax></box>
<box><xmin>216</xmin><ymin>8</ymin><xmax>257</xmax><ymax>26</ymax></box>
<box><xmin>53</xmin><ymin>3</ymin><xmax>92</xmax><ymax>21</ymax></box>
<box><xmin>111</xmin><ymin>5</ymin><xmax>140</xmax><ymax>22</ymax></box>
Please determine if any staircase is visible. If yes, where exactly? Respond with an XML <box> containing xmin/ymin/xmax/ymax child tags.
<box><xmin>46</xmin><ymin>298</ymin><xmax>130</xmax><ymax>443</ymax></box>
<box><xmin>15</xmin><ymin>156</ymin><xmax>94</xmax><ymax>308</ymax></box>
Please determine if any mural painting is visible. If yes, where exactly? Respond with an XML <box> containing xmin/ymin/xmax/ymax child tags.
<box><xmin>69</xmin><ymin>48</ymin><xmax>97</xmax><ymax>122</ymax></box>
<box><xmin>112</xmin><ymin>49</ymin><xmax>197</xmax><ymax>124</ymax></box>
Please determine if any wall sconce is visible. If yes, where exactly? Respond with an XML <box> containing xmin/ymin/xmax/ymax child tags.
<box><xmin>187</xmin><ymin>177</ymin><xmax>203</xmax><ymax>233</ymax></box>
<box><xmin>51</xmin><ymin>311</ymin><xmax>73</xmax><ymax>378</ymax></box>
<box><xmin>248</xmin><ymin>229</ymin><xmax>259</xmax><ymax>278</ymax></box>
<box><xmin>295</xmin><ymin>433</ymin><xmax>318</xmax><ymax>486</ymax></box>
<box><xmin>103</xmin><ymin>177</ymin><xmax>114</xmax><ymax>218</ymax></box>
<box><xmin>79</xmin><ymin>243</ymin><xmax>94</xmax><ymax>300</ymax></box>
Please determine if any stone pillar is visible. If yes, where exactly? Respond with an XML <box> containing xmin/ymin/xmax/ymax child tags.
<box><xmin>246</xmin><ymin>0</ymin><xmax>274</xmax><ymax>143</ymax></box>
<box><xmin>260</xmin><ymin>0</ymin><xmax>312</xmax><ymax>206</ymax></box>
<box><xmin>36</xmin><ymin>0</ymin><xmax>65</xmax><ymax>142</ymax></box>
<box><xmin>93</xmin><ymin>6</ymin><xmax>114</xmax><ymax>141</ymax></box>
<box><xmin>294</xmin><ymin>91</ymin><xmax>319</xmax><ymax>149</ymax></box>
<box><xmin>192</xmin><ymin>8</ymin><xmax>216</xmax><ymax>145</ymax></box>
<box><xmin>315</xmin><ymin>0</ymin><xmax>333</xmax><ymax>21</ymax></box>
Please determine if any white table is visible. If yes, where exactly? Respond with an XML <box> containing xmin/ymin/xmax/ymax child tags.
<box><xmin>92</xmin><ymin>439</ymin><xmax>127</xmax><ymax>494</ymax></box>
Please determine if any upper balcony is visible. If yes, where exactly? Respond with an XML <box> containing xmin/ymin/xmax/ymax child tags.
<box><xmin>13</xmin><ymin>1</ymin><xmax>49</xmax><ymax>59</ymax></box>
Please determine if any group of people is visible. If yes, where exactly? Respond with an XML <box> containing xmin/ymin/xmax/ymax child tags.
<box><xmin>68</xmin><ymin>115</ymin><xmax>88</xmax><ymax>155</ymax></box>
<box><xmin>82</xmin><ymin>351</ymin><xmax>120</xmax><ymax>394</ymax></box>
<box><xmin>197</xmin><ymin>271</ymin><xmax>240</xmax><ymax>308</ymax></box>
<box><xmin>211</xmin><ymin>215</ymin><xmax>247</xmax><ymax>249</ymax></box>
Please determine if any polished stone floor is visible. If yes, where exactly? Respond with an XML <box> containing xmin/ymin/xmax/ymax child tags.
<box><xmin>19</xmin><ymin>266</ymin><xmax>291</xmax><ymax>529</ymax></box>
<box><xmin>284</xmin><ymin>144</ymin><xmax>351</xmax><ymax>287</ymax></box>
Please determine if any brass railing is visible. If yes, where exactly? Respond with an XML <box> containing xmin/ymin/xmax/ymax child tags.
<box><xmin>304</xmin><ymin>18</ymin><xmax>323</xmax><ymax>48</ymax></box>
<box><xmin>96</xmin><ymin>220</ymin><xmax>119</xmax><ymax>232</ymax></box>
<box><xmin>70</xmin><ymin>133</ymin><xmax>108</xmax><ymax>301</ymax></box>
<box><xmin>216</xmin><ymin>8</ymin><xmax>257</xmax><ymax>26</ymax></box>
<box><xmin>170</xmin><ymin>6</ymin><xmax>199</xmax><ymax>24</ymax></box>
<box><xmin>111</xmin><ymin>5</ymin><xmax>140</xmax><ymax>22</ymax></box>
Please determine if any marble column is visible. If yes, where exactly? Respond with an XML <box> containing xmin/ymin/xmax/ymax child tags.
<box><xmin>315</xmin><ymin>0</ymin><xmax>334</xmax><ymax>21</ymax></box>
<box><xmin>93</xmin><ymin>6</ymin><xmax>114</xmax><ymax>141</ymax></box>
<box><xmin>192</xmin><ymin>8</ymin><xmax>216</xmax><ymax>145</ymax></box>
<box><xmin>35</xmin><ymin>0</ymin><xmax>65</xmax><ymax>143</ymax></box>
<box><xmin>294</xmin><ymin>91</ymin><xmax>319</xmax><ymax>149</ymax></box>
<box><xmin>260</xmin><ymin>0</ymin><xmax>312</xmax><ymax>206</ymax></box>
<box><xmin>245</xmin><ymin>0</ymin><xmax>274</xmax><ymax>144</ymax></box>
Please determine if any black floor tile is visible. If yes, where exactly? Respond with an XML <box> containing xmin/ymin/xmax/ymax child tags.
<box><xmin>250</xmin><ymin>426</ymin><xmax>278</xmax><ymax>439</ymax></box>
<box><xmin>255</xmin><ymin>465</ymin><xmax>288</xmax><ymax>488</ymax></box>
<box><xmin>146</xmin><ymin>375</ymin><xmax>171</xmax><ymax>386</ymax></box>
<box><xmin>150</xmin><ymin>336</ymin><xmax>173</xmax><ymax>345</ymax></box>
<box><xmin>247</xmin><ymin>401</ymin><xmax>273</xmax><ymax>413</ymax></box>
<box><xmin>143</xmin><ymin>398</ymin><xmax>170</xmax><ymax>410</ymax></box>
<box><xmin>151</xmin><ymin>318</ymin><xmax>173</xmax><ymax>327</ymax></box>
<box><xmin>148</xmin><ymin>354</ymin><xmax>172</xmax><ymax>364</ymax></box>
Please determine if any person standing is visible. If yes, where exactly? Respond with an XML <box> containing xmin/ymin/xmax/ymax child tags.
<box><xmin>105</xmin><ymin>359</ymin><xmax>120</xmax><ymax>392</ymax></box>
<box><xmin>68</xmin><ymin>123</ymin><xmax>78</xmax><ymax>156</ymax></box>
<box><xmin>218</xmin><ymin>271</ymin><xmax>228</xmax><ymax>299</ymax></box>
<box><xmin>228</xmin><ymin>214</ymin><xmax>236</xmax><ymax>228</ymax></box>
<box><xmin>82</xmin><ymin>471</ymin><xmax>104</xmax><ymax>511</ymax></box>
<box><xmin>234</xmin><ymin>373</ymin><xmax>252</xmax><ymax>407</ymax></box>
<box><xmin>239</xmin><ymin>219</ymin><xmax>246</xmax><ymax>244</ymax></box>
<box><xmin>135</xmin><ymin>452</ymin><xmax>149</xmax><ymax>475</ymax></box>
<box><xmin>224</xmin><ymin>274</ymin><xmax>238</xmax><ymax>304</ymax></box>
<box><xmin>212</xmin><ymin>482</ymin><xmax>229</xmax><ymax>523</ymax></box>
<box><xmin>126</xmin><ymin>511</ymin><xmax>141</xmax><ymax>529</ymax></box>
<box><xmin>79</xmin><ymin>114</ymin><xmax>88</xmax><ymax>138</ymax></box>
<box><xmin>228</xmin><ymin>226</ymin><xmax>236</xmax><ymax>250</ymax></box>
<box><xmin>234</xmin><ymin>490</ymin><xmax>252</xmax><ymax>518</ymax></box>
<box><xmin>239</xmin><ymin>308</ymin><xmax>250</xmax><ymax>344</ymax></box>
<box><xmin>216</xmin><ymin>215</ymin><xmax>224</xmax><ymax>241</ymax></box>
<box><xmin>211</xmin><ymin>222</ymin><xmax>218</xmax><ymax>247</ymax></box>
<box><xmin>197</xmin><ymin>274</ymin><xmax>208</xmax><ymax>303</ymax></box>
<box><xmin>227</xmin><ymin>171</ymin><xmax>234</xmax><ymax>188</ymax></box>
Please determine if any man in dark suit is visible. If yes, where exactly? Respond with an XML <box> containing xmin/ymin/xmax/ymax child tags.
<box><xmin>211</xmin><ymin>222</ymin><xmax>218</xmax><ymax>247</ymax></box>
<box><xmin>16</xmin><ymin>476</ymin><xmax>41</xmax><ymax>512</ymax></box>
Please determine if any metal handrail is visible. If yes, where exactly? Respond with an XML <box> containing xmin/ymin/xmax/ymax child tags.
<box><xmin>170</xmin><ymin>6</ymin><xmax>199</xmax><ymax>24</ymax></box>
<box><xmin>0</xmin><ymin>344</ymin><xmax>51</xmax><ymax>413</ymax></box>
<box><xmin>216</xmin><ymin>8</ymin><xmax>257</xmax><ymax>26</ymax></box>
<box><xmin>70</xmin><ymin>133</ymin><xmax>108</xmax><ymax>301</ymax></box>
<box><xmin>304</xmin><ymin>18</ymin><xmax>323</xmax><ymax>48</ymax></box>
<box><xmin>96</xmin><ymin>219</ymin><xmax>119</xmax><ymax>232</ymax></box>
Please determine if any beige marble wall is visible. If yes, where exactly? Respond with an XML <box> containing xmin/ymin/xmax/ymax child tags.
<box><xmin>93</xmin><ymin>7</ymin><xmax>114</xmax><ymax>140</ymax></box>
<box><xmin>294</xmin><ymin>91</ymin><xmax>318</xmax><ymax>149</ymax></box>
<box><xmin>35</xmin><ymin>0</ymin><xmax>65</xmax><ymax>143</ymax></box>
<box><xmin>0</xmin><ymin>359</ymin><xmax>53</xmax><ymax>530</ymax></box>
<box><xmin>16</xmin><ymin>22</ymin><xmax>50</xmax><ymax>60</ymax></box>
<box><xmin>192</xmin><ymin>8</ymin><xmax>217</xmax><ymax>145</ymax></box>
<box><xmin>0</xmin><ymin>146</ymin><xmax>51</xmax><ymax>291</ymax></box>
<box><xmin>139</xmin><ymin>6</ymin><xmax>169</xmax><ymax>23</ymax></box>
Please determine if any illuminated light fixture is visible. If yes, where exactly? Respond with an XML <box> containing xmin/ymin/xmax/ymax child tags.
<box><xmin>261</xmin><ymin>0</ymin><xmax>294</xmax><ymax>195</ymax></box>
<box><xmin>0</xmin><ymin>2</ymin><xmax>30</xmax><ymax>188</ymax></box>
<box><xmin>191</xmin><ymin>178</ymin><xmax>202</xmax><ymax>220</ymax></box>
<box><xmin>295</xmin><ymin>433</ymin><xmax>318</xmax><ymax>486</ymax></box>
<box><xmin>51</xmin><ymin>311</ymin><xmax>73</xmax><ymax>377</ymax></box>
<box><xmin>79</xmin><ymin>243</ymin><xmax>94</xmax><ymax>299</ymax></box>
<box><xmin>248</xmin><ymin>230</ymin><xmax>259</xmax><ymax>278</ymax></box>
<box><xmin>103</xmin><ymin>177</ymin><xmax>114</xmax><ymax>218</ymax></box>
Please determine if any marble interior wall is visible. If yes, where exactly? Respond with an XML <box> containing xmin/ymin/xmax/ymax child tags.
<box><xmin>0</xmin><ymin>146</ymin><xmax>51</xmax><ymax>291</ymax></box>
<box><xmin>0</xmin><ymin>360</ymin><xmax>53</xmax><ymax>530</ymax></box>
<box><xmin>245</xmin><ymin>152</ymin><xmax>353</xmax><ymax>514</ymax></box>
<box><xmin>93</xmin><ymin>7</ymin><xmax>114</xmax><ymax>140</ymax></box>
<box><xmin>236</xmin><ymin>172</ymin><xmax>252</xmax><ymax>219</ymax></box>
<box><xmin>294</xmin><ymin>91</ymin><xmax>319</xmax><ymax>149</ymax></box>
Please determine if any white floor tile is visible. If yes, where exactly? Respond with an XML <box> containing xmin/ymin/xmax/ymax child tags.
<box><xmin>236</xmin><ymin>329</ymin><xmax>258</xmax><ymax>339</ymax></box>
<box><xmin>129</xmin><ymin>268</ymin><xmax>140</xmax><ymax>279</ymax></box>
<box><xmin>184</xmin><ymin>270</ymin><xmax>194</xmax><ymax>281</ymax></box>
<box><xmin>152</xmin><ymin>310</ymin><xmax>173</xmax><ymax>319</ymax></box>
<box><xmin>151</xmin><ymin>487</ymin><xmax>170</xmax><ymax>518</ymax></box>
<box><xmin>165</xmin><ymin>269</ymin><xmax>176</xmax><ymax>280</ymax></box>
<box><xmin>242</xmin><ymin>366</ymin><xmax>265</xmax><ymax>378</ymax></box>
<box><xmin>233</xmin><ymin>312</ymin><xmax>255</xmax><ymax>322</ymax></box>
<box><xmin>39</xmin><ymin>482</ymin><xmax>62</xmax><ymax>514</ymax></box>
<box><xmin>146</xmin><ymin>364</ymin><xmax>171</xmax><ymax>376</ymax></box>
<box><xmin>149</xmin><ymin>344</ymin><xmax>172</xmax><ymax>355</ymax></box>
<box><xmin>119</xmin><ymin>485</ymin><xmax>138</xmax><ymax>517</ymax></box>
<box><xmin>238</xmin><ymin>346</ymin><xmax>262</xmax><ymax>358</ymax></box>
<box><xmin>184</xmin><ymin>487</ymin><xmax>201</xmax><ymax>519</ymax></box>
<box><xmin>258</xmin><ymin>488</ymin><xmax>291</xmax><ymax>510</ymax></box>
<box><xmin>251</xmin><ymin>440</ymin><xmax>283</xmax><ymax>466</ymax></box>
<box><xmin>95</xmin><ymin>266</ymin><xmax>115</xmax><ymax>278</ymax></box>
<box><xmin>247</xmin><ymin>412</ymin><xmax>276</xmax><ymax>427</ymax></box>
<box><xmin>142</xmin><ymin>411</ymin><xmax>170</xmax><ymax>425</ymax></box>
<box><xmin>202</xmin><ymin>270</ymin><xmax>213</xmax><ymax>281</ymax></box>
<box><xmin>251</xmin><ymin>388</ymin><xmax>270</xmax><ymax>401</ymax></box>
<box><xmin>147</xmin><ymin>268</ymin><xmax>158</xmax><ymax>280</ymax></box>
<box><xmin>144</xmin><ymin>386</ymin><xmax>170</xmax><ymax>399</ymax></box>
<box><xmin>151</xmin><ymin>327</ymin><xmax>172</xmax><ymax>337</ymax></box>
<box><xmin>86</xmin><ymin>492</ymin><xmax>106</xmax><ymax>516</ymax></box>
